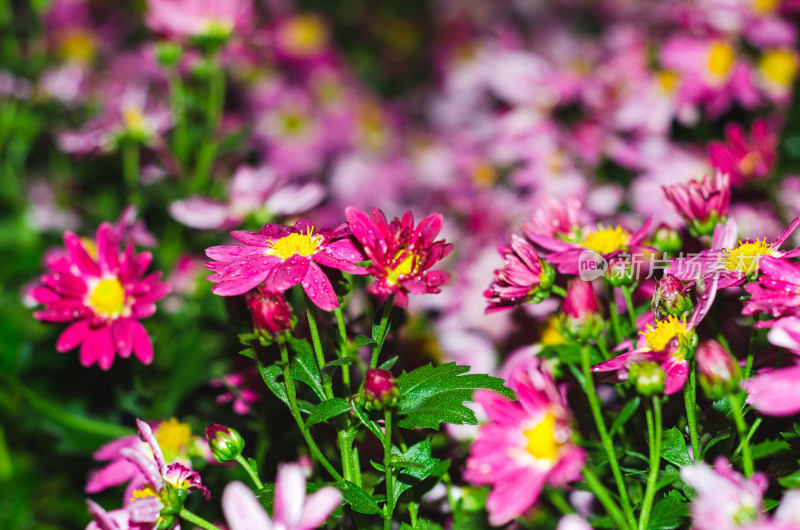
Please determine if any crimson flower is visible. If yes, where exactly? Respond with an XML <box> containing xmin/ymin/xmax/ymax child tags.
<box><xmin>30</xmin><ymin>222</ymin><xmax>170</xmax><ymax>370</ymax></box>
<box><xmin>345</xmin><ymin>207</ymin><xmax>453</xmax><ymax>307</ymax></box>
<box><xmin>484</xmin><ymin>234</ymin><xmax>554</xmax><ymax>313</ymax></box>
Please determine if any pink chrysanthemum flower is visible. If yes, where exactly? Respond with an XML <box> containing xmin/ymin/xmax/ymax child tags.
<box><xmin>680</xmin><ymin>457</ymin><xmax>769</xmax><ymax>530</ymax></box>
<box><xmin>464</xmin><ymin>359</ymin><xmax>585</xmax><ymax>526</ymax></box>
<box><xmin>145</xmin><ymin>0</ymin><xmax>252</xmax><ymax>41</ymax></box>
<box><xmin>484</xmin><ymin>234</ymin><xmax>554</xmax><ymax>313</ymax></box>
<box><xmin>666</xmin><ymin>217</ymin><xmax>800</xmax><ymax>289</ymax></box>
<box><xmin>30</xmin><ymin>222</ymin><xmax>171</xmax><ymax>370</ymax></box>
<box><xmin>745</xmin><ymin>362</ymin><xmax>800</xmax><ymax>417</ymax></box>
<box><xmin>526</xmin><ymin>217</ymin><xmax>653</xmax><ymax>276</ymax></box>
<box><xmin>222</xmin><ymin>463</ymin><xmax>342</xmax><ymax>530</ymax></box>
<box><xmin>743</xmin><ymin>256</ymin><xmax>800</xmax><ymax>319</ymax></box>
<box><xmin>205</xmin><ymin>219</ymin><xmax>365</xmax><ymax>311</ymax></box>
<box><xmin>662</xmin><ymin>171</ymin><xmax>731</xmax><ymax>237</ymax></box>
<box><xmin>345</xmin><ymin>207</ymin><xmax>453</xmax><ymax>307</ymax></box>
<box><xmin>211</xmin><ymin>366</ymin><xmax>262</xmax><ymax>415</ymax></box>
<box><xmin>521</xmin><ymin>195</ymin><xmax>584</xmax><ymax>241</ymax></box>
<box><xmin>709</xmin><ymin>119</ymin><xmax>777</xmax><ymax>186</ymax></box>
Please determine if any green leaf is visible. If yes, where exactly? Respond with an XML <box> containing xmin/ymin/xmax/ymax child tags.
<box><xmin>288</xmin><ymin>336</ymin><xmax>326</xmax><ymax>401</ymax></box>
<box><xmin>400</xmin><ymin>520</ymin><xmax>444</xmax><ymax>530</ymax></box>
<box><xmin>379</xmin><ymin>356</ymin><xmax>399</xmax><ymax>370</ymax></box>
<box><xmin>751</xmin><ymin>439</ymin><xmax>790</xmax><ymax>460</ymax></box>
<box><xmin>306</xmin><ymin>398</ymin><xmax>352</xmax><ymax>426</ymax></box>
<box><xmin>355</xmin><ymin>335</ymin><xmax>376</xmax><ymax>346</ymax></box>
<box><xmin>702</xmin><ymin>431</ymin><xmax>731</xmax><ymax>458</ymax></box>
<box><xmin>340</xmin><ymin>480</ymin><xmax>382</xmax><ymax>515</ymax></box>
<box><xmin>238</xmin><ymin>347</ymin><xmax>257</xmax><ymax>360</ymax></box>
<box><xmin>778</xmin><ymin>470</ymin><xmax>800</xmax><ymax>489</ymax></box>
<box><xmin>648</xmin><ymin>490</ymin><xmax>688</xmax><ymax>530</ymax></box>
<box><xmin>395</xmin><ymin>363</ymin><xmax>513</xmax><ymax>430</ymax></box>
<box><xmin>661</xmin><ymin>427</ymin><xmax>692</xmax><ymax>468</ymax></box>
<box><xmin>392</xmin><ymin>439</ymin><xmax>440</xmax><ymax>503</ymax></box>
<box><xmin>351</xmin><ymin>401</ymin><xmax>384</xmax><ymax>441</ymax></box>
<box><xmin>610</xmin><ymin>396</ymin><xmax>640</xmax><ymax>436</ymax></box>
<box><xmin>259</xmin><ymin>363</ymin><xmax>289</xmax><ymax>406</ymax></box>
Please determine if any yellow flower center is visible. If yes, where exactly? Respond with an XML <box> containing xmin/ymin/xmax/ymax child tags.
<box><xmin>201</xmin><ymin>19</ymin><xmax>234</xmax><ymax>39</ymax></box>
<box><xmin>582</xmin><ymin>225</ymin><xmax>631</xmax><ymax>255</ymax></box>
<box><xmin>707</xmin><ymin>41</ymin><xmax>736</xmax><ymax>80</ymax></box>
<box><xmin>155</xmin><ymin>418</ymin><xmax>193</xmax><ymax>460</ymax></box>
<box><xmin>266</xmin><ymin>228</ymin><xmax>324</xmax><ymax>260</ymax></box>
<box><xmin>58</xmin><ymin>29</ymin><xmax>96</xmax><ymax>63</ymax></box>
<box><xmin>387</xmin><ymin>250</ymin><xmax>416</xmax><ymax>285</ymax></box>
<box><xmin>720</xmin><ymin>239</ymin><xmax>774</xmax><ymax>274</ymax></box>
<box><xmin>88</xmin><ymin>279</ymin><xmax>126</xmax><ymax>318</ymax></box>
<box><xmin>122</xmin><ymin>107</ymin><xmax>146</xmax><ymax>134</ymax></box>
<box><xmin>759</xmin><ymin>49</ymin><xmax>798</xmax><ymax>87</ymax></box>
<box><xmin>753</xmin><ymin>0</ymin><xmax>780</xmax><ymax>14</ymax></box>
<box><xmin>471</xmin><ymin>162</ymin><xmax>497</xmax><ymax>187</ymax></box>
<box><xmin>131</xmin><ymin>484</ymin><xmax>158</xmax><ymax>500</ymax></box>
<box><xmin>657</xmin><ymin>70</ymin><xmax>680</xmax><ymax>94</ymax></box>
<box><xmin>524</xmin><ymin>412</ymin><xmax>561</xmax><ymax>461</ymax></box>
<box><xmin>279</xmin><ymin>111</ymin><xmax>308</xmax><ymax>136</ymax></box>
<box><xmin>642</xmin><ymin>315</ymin><xmax>689</xmax><ymax>351</ymax></box>
<box><xmin>540</xmin><ymin>316</ymin><xmax>565</xmax><ymax>346</ymax></box>
<box><xmin>280</xmin><ymin>15</ymin><xmax>328</xmax><ymax>55</ymax></box>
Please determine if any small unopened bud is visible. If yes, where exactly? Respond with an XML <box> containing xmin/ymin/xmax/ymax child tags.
<box><xmin>155</xmin><ymin>41</ymin><xmax>183</xmax><ymax>66</ymax></box>
<box><xmin>650</xmin><ymin>225</ymin><xmax>682</xmax><ymax>255</ymax></box>
<box><xmin>653</xmin><ymin>275</ymin><xmax>693</xmax><ymax>320</ymax></box>
<box><xmin>629</xmin><ymin>361</ymin><xmax>666</xmax><ymax>396</ymax></box>
<box><xmin>560</xmin><ymin>280</ymin><xmax>604</xmax><ymax>341</ymax></box>
<box><xmin>246</xmin><ymin>288</ymin><xmax>295</xmax><ymax>338</ymax></box>
<box><xmin>363</xmin><ymin>369</ymin><xmax>399</xmax><ymax>409</ymax></box>
<box><xmin>696</xmin><ymin>340</ymin><xmax>741</xmax><ymax>399</ymax></box>
<box><xmin>205</xmin><ymin>424</ymin><xmax>245</xmax><ymax>463</ymax></box>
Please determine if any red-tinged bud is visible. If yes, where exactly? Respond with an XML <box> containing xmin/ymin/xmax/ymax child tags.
<box><xmin>245</xmin><ymin>288</ymin><xmax>295</xmax><ymax>338</ymax></box>
<box><xmin>560</xmin><ymin>280</ymin><xmax>604</xmax><ymax>342</ymax></box>
<box><xmin>205</xmin><ymin>424</ymin><xmax>245</xmax><ymax>463</ymax></box>
<box><xmin>653</xmin><ymin>275</ymin><xmax>694</xmax><ymax>320</ymax></box>
<box><xmin>363</xmin><ymin>368</ymin><xmax>399</xmax><ymax>409</ymax></box>
<box><xmin>696</xmin><ymin>340</ymin><xmax>741</xmax><ymax>399</ymax></box>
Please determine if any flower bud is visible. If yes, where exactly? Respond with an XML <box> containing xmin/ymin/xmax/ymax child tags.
<box><xmin>653</xmin><ymin>275</ymin><xmax>693</xmax><ymax>320</ymax></box>
<box><xmin>205</xmin><ymin>424</ymin><xmax>245</xmax><ymax>463</ymax></box>
<box><xmin>245</xmin><ymin>288</ymin><xmax>295</xmax><ymax>339</ymax></box>
<box><xmin>155</xmin><ymin>41</ymin><xmax>183</xmax><ymax>66</ymax></box>
<box><xmin>696</xmin><ymin>340</ymin><xmax>741</xmax><ymax>399</ymax></box>
<box><xmin>560</xmin><ymin>280</ymin><xmax>604</xmax><ymax>342</ymax></box>
<box><xmin>628</xmin><ymin>361</ymin><xmax>666</xmax><ymax>396</ymax></box>
<box><xmin>650</xmin><ymin>225</ymin><xmax>683</xmax><ymax>255</ymax></box>
<box><xmin>362</xmin><ymin>369</ymin><xmax>399</xmax><ymax>409</ymax></box>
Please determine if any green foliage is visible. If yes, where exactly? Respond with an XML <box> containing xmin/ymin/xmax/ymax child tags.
<box><xmin>288</xmin><ymin>336</ymin><xmax>326</xmax><ymax>401</ymax></box>
<box><xmin>395</xmin><ymin>362</ymin><xmax>513</xmax><ymax>430</ymax></box>
<box><xmin>306</xmin><ymin>398</ymin><xmax>353</xmax><ymax>426</ymax></box>
<box><xmin>661</xmin><ymin>427</ymin><xmax>692</xmax><ymax>468</ymax></box>
<box><xmin>648</xmin><ymin>490</ymin><xmax>689</xmax><ymax>530</ymax></box>
<box><xmin>391</xmin><ymin>439</ymin><xmax>440</xmax><ymax>503</ymax></box>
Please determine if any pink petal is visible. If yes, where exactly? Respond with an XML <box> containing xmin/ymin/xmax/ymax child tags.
<box><xmin>56</xmin><ymin>320</ymin><xmax>90</xmax><ymax>352</ymax></box>
<box><xmin>745</xmin><ymin>365</ymin><xmax>800</xmax><ymax>416</ymax></box>
<box><xmin>265</xmin><ymin>255</ymin><xmax>310</xmax><ymax>292</ymax></box>
<box><xmin>97</xmin><ymin>222</ymin><xmax>120</xmax><ymax>275</ymax></box>
<box><xmin>131</xmin><ymin>320</ymin><xmax>154</xmax><ymax>365</ymax></box>
<box><xmin>79</xmin><ymin>327</ymin><xmax>108</xmax><ymax>368</ymax></box>
<box><xmin>222</xmin><ymin>481</ymin><xmax>272</xmax><ymax>530</ymax></box>
<box><xmin>136</xmin><ymin>419</ymin><xmax>166</xmax><ymax>474</ymax></box>
<box><xmin>274</xmin><ymin>463</ymin><xmax>306</xmax><ymax>526</ymax></box>
<box><xmin>486</xmin><ymin>467</ymin><xmax>547</xmax><ymax>526</ymax></box>
<box><xmin>169</xmin><ymin>197</ymin><xmax>236</xmax><ymax>230</ymax></box>
<box><xmin>296</xmin><ymin>486</ymin><xmax>343</xmax><ymax>530</ymax></box>
<box><xmin>301</xmin><ymin>262</ymin><xmax>339</xmax><ymax>311</ymax></box>
<box><xmin>112</xmin><ymin>318</ymin><xmax>134</xmax><ymax>358</ymax></box>
<box><xmin>206</xmin><ymin>244</ymin><xmax>265</xmax><ymax>262</ymax></box>
<box><xmin>64</xmin><ymin>231</ymin><xmax>100</xmax><ymax>277</ymax></box>
<box><xmin>85</xmin><ymin>458</ymin><xmax>139</xmax><ymax>494</ymax></box>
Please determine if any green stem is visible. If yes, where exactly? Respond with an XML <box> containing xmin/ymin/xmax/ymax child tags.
<box><xmin>167</xmin><ymin>68</ymin><xmax>189</xmax><ymax>169</ymax></box>
<box><xmin>370</xmin><ymin>294</ymin><xmax>395</xmax><ymax>369</ymax></box>
<box><xmin>621</xmin><ymin>285</ymin><xmax>639</xmax><ymax>342</ymax></box>
<box><xmin>727</xmin><ymin>393</ymin><xmax>754</xmax><ymax>477</ymax></box>
<box><xmin>639</xmin><ymin>397</ymin><xmax>662</xmax><ymax>530</ymax></box>
<box><xmin>179</xmin><ymin>509</ymin><xmax>224</xmax><ymax>530</ymax></box>
<box><xmin>278</xmin><ymin>339</ymin><xmax>344</xmax><ymax>483</ymax></box>
<box><xmin>333</xmin><ymin>306</ymin><xmax>352</xmax><ymax>393</ymax></box>
<box><xmin>684</xmin><ymin>362</ymin><xmax>702</xmax><ymax>462</ymax></box>
<box><xmin>607</xmin><ymin>288</ymin><xmax>624</xmax><ymax>345</ymax></box>
<box><xmin>545</xmin><ymin>488</ymin><xmax>574</xmax><ymax>515</ymax></box>
<box><xmin>580</xmin><ymin>344</ymin><xmax>636</xmax><ymax>528</ymax></box>
<box><xmin>551</xmin><ymin>285</ymin><xmax>567</xmax><ymax>298</ymax></box>
<box><xmin>383</xmin><ymin>408</ymin><xmax>395</xmax><ymax>530</ymax></box>
<box><xmin>744</xmin><ymin>324</ymin><xmax>758</xmax><ymax>379</ymax></box>
<box><xmin>304</xmin><ymin>298</ymin><xmax>334</xmax><ymax>400</ymax></box>
<box><xmin>122</xmin><ymin>141</ymin><xmax>141</xmax><ymax>207</ymax></box>
<box><xmin>582</xmin><ymin>467</ymin><xmax>630</xmax><ymax>530</ymax></box>
<box><xmin>234</xmin><ymin>453</ymin><xmax>264</xmax><ymax>490</ymax></box>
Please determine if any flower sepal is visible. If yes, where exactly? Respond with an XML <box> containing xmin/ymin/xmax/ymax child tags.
<box><xmin>629</xmin><ymin>361</ymin><xmax>666</xmax><ymax>396</ymax></box>
<box><xmin>206</xmin><ymin>424</ymin><xmax>245</xmax><ymax>463</ymax></box>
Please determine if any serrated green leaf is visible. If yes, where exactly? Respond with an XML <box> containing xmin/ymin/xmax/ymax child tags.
<box><xmin>392</xmin><ymin>439</ymin><xmax>440</xmax><ymax>503</ymax></box>
<box><xmin>649</xmin><ymin>490</ymin><xmax>688</xmax><ymax>530</ymax></box>
<box><xmin>340</xmin><ymin>480</ymin><xmax>382</xmax><ymax>515</ymax></box>
<box><xmin>661</xmin><ymin>427</ymin><xmax>692</xmax><ymax>468</ymax></box>
<box><xmin>751</xmin><ymin>438</ymin><xmax>790</xmax><ymax>460</ymax></box>
<box><xmin>288</xmin><ymin>336</ymin><xmax>326</xmax><ymax>401</ymax></box>
<box><xmin>610</xmin><ymin>396</ymin><xmax>640</xmax><ymax>436</ymax></box>
<box><xmin>306</xmin><ymin>398</ymin><xmax>352</xmax><ymax>426</ymax></box>
<box><xmin>355</xmin><ymin>335</ymin><xmax>376</xmax><ymax>346</ymax></box>
<box><xmin>395</xmin><ymin>363</ymin><xmax>513</xmax><ymax>430</ymax></box>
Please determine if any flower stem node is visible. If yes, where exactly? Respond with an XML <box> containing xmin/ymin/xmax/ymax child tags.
<box><xmin>205</xmin><ymin>424</ymin><xmax>245</xmax><ymax>463</ymax></box>
<box><xmin>629</xmin><ymin>361</ymin><xmax>666</xmax><ymax>396</ymax></box>
<box><xmin>361</xmin><ymin>368</ymin><xmax>399</xmax><ymax>410</ymax></box>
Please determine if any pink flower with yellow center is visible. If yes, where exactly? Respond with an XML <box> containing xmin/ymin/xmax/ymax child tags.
<box><xmin>464</xmin><ymin>359</ymin><xmax>585</xmax><ymax>526</ymax></box>
<box><xmin>484</xmin><ymin>234</ymin><xmax>554</xmax><ymax>313</ymax></box>
<box><xmin>345</xmin><ymin>207</ymin><xmax>453</xmax><ymax>307</ymax></box>
<box><xmin>205</xmin><ymin>219</ymin><xmax>365</xmax><ymax>311</ymax></box>
<box><xmin>662</xmin><ymin>171</ymin><xmax>731</xmax><ymax>237</ymax></box>
<box><xmin>30</xmin><ymin>222</ymin><xmax>170</xmax><ymax>370</ymax></box>
<box><xmin>709</xmin><ymin>119</ymin><xmax>777</xmax><ymax>186</ymax></box>
<box><xmin>145</xmin><ymin>0</ymin><xmax>252</xmax><ymax>41</ymax></box>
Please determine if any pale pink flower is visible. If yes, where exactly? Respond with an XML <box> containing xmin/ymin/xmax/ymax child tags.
<box><xmin>745</xmin><ymin>363</ymin><xmax>800</xmax><ymax>416</ymax></box>
<box><xmin>145</xmin><ymin>0</ymin><xmax>252</xmax><ymax>40</ymax></box>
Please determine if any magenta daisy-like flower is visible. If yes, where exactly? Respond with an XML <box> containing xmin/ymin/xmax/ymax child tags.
<box><xmin>30</xmin><ymin>222</ymin><xmax>170</xmax><ymax>370</ymax></box>
<box><xmin>662</xmin><ymin>171</ymin><xmax>731</xmax><ymax>237</ymax></box>
<box><xmin>742</xmin><ymin>256</ymin><xmax>800</xmax><ymax>319</ymax></box>
<box><xmin>345</xmin><ymin>207</ymin><xmax>453</xmax><ymax>307</ymax></box>
<box><xmin>484</xmin><ymin>234</ymin><xmax>554</xmax><ymax>313</ymax></box>
<box><xmin>464</xmin><ymin>359</ymin><xmax>585</xmax><ymax>526</ymax></box>
<box><xmin>205</xmin><ymin>219</ymin><xmax>365</xmax><ymax>311</ymax></box>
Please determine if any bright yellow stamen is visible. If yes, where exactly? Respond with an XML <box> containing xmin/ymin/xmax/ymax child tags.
<box><xmin>279</xmin><ymin>111</ymin><xmax>308</xmax><ymax>136</ymax></box>
<box><xmin>266</xmin><ymin>228</ymin><xmax>324</xmax><ymax>260</ymax></box>
<box><xmin>582</xmin><ymin>225</ymin><xmax>631</xmax><ymax>255</ymax></box>
<box><xmin>88</xmin><ymin>279</ymin><xmax>126</xmax><ymax>317</ymax></box>
<box><xmin>131</xmin><ymin>484</ymin><xmax>158</xmax><ymax>500</ymax></box>
<box><xmin>471</xmin><ymin>163</ymin><xmax>497</xmax><ymax>187</ymax></box>
<box><xmin>657</xmin><ymin>70</ymin><xmax>680</xmax><ymax>94</ymax></box>
<box><xmin>387</xmin><ymin>250</ymin><xmax>416</xmax><ymax>285</ymax></box>
<box><xmin>122</xmin><ymin>107</ymin><xmax>145</xmax><ymax>134</ymax></box>
<box><xmin>524</xmin><ymin>412</ymin><xmax>561</xmax><ymax>461</ymax></box>
<box><xmin>155</xmin><ymin>418</ymin><xmax>193</xmax><ymax>459</ymax></box>
<box><xmin>642</xmin><ymin>315</ymin><xmax>689</xmax><ymax>351</ymax></box>
<box><xmin>720</xmin><ymin>239</ymin><xmax>774</xmax><ymax>274</ymax></box>
<box><xmin>280</xmin><ymin>15</ymin><xmax>328</xmax><ymax>55</ymax></box>
<box><xmin>540</xmin><ymin>316</ymin><xmax>565</xmax><ymax>346</ymax></box>
<box><xmin>759</xmin><ymin>49</ymin><xmax>798</xmax><ymax>87</ymax></box>
<box><xmin>708</xmin><ymin>41</ymin><xmax>736</xmax><ymax>80</ymax></box>
<box><xmin>753</xmin><ymin>0</ymin><xmax>780</xmax><ymax>14</ymax></box>
<box><xmin>58</xmin><ymin>29</ymin><xmax>96</xmax><ymax>63</ymax></box>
